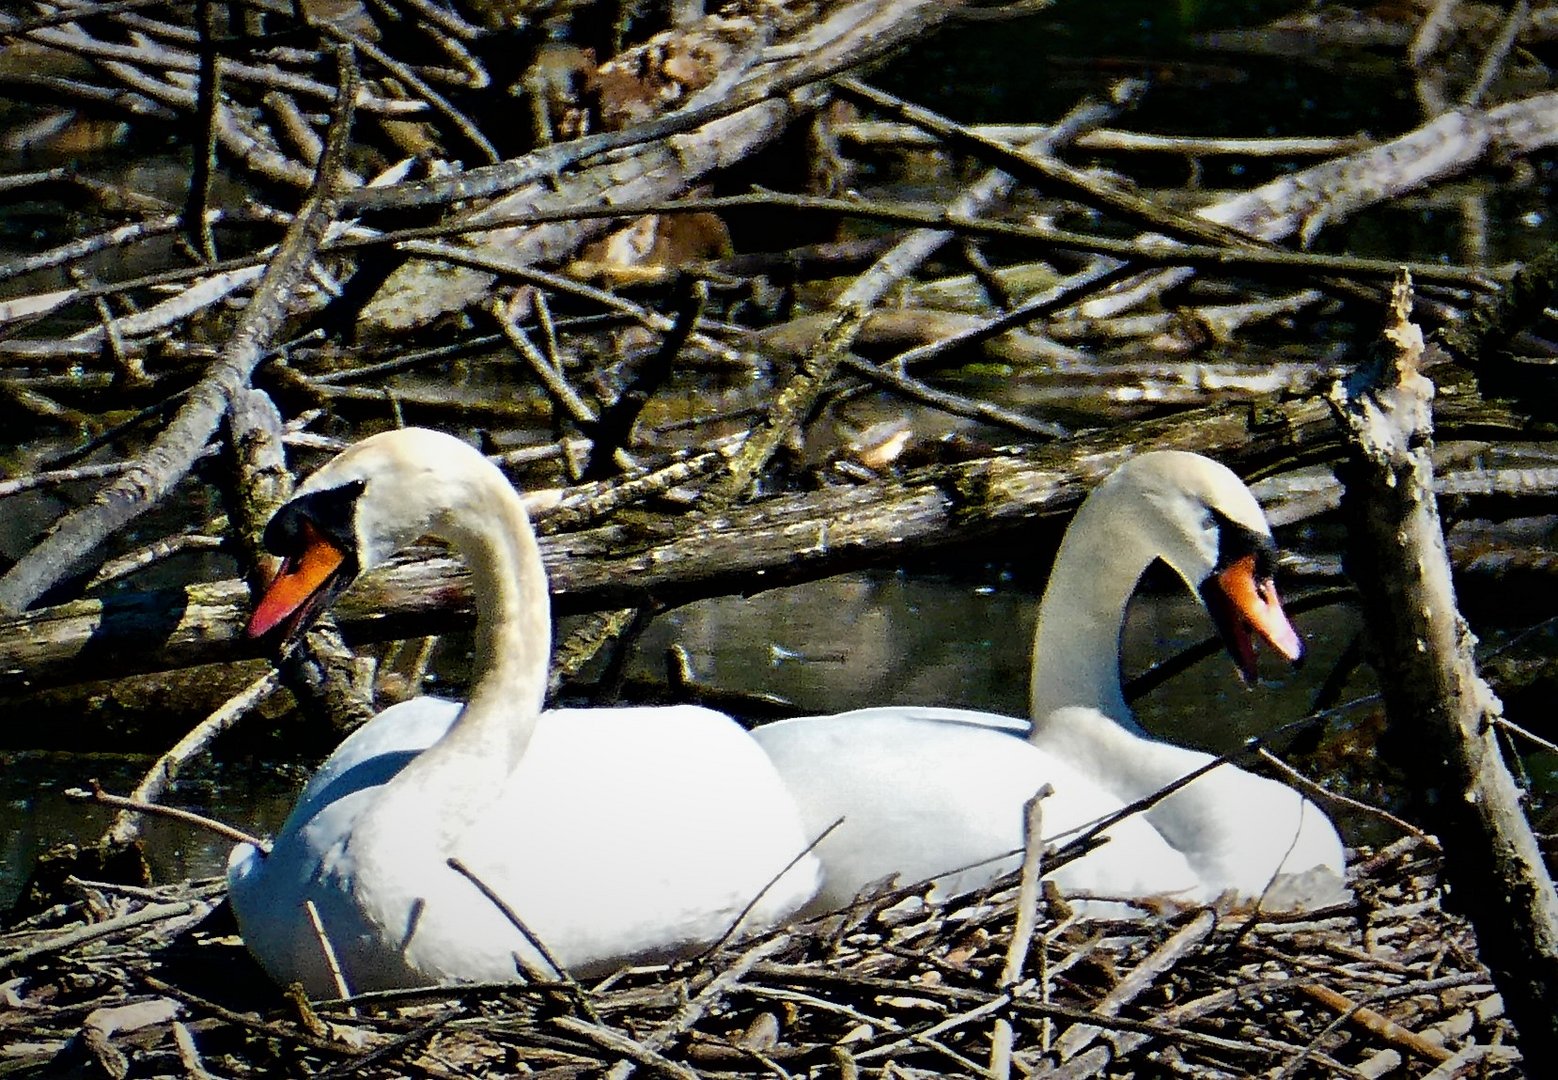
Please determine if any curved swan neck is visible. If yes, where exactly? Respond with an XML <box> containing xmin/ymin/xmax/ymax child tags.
<box><xmin>396</xmin><ymin>461</ymin><xmax>551</xmax><ymax>775</ymax></box>
<box><xmin>462</xmin><ymin>499</ymin><xmax>550</xmax><ymax>736</ymax></box>
<box><xmin>1028</xmin><ymin>483</ymin><xmax>1158</xmax><ymax>735</ymax></box>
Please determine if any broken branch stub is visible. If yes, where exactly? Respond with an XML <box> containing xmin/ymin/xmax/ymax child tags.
<box><xmin>1328</xmin><ymin>272</ymin><xmax>1558</xmax><ymax>1061</ymax></box>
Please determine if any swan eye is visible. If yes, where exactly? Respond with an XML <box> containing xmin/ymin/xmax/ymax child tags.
<box><xmin>1207</xmin><ymin>509</ymin><xmax>1275</xmax><ymax>576</ymax></box>
<box><xmin>263</xmin><ymin>479</ymin><xmax>366</xmax><ymax>557</ymax></box>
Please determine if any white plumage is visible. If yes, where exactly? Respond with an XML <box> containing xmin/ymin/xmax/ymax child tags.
<box><xmin>754</xmin><ymin>451</ymin><xmax>1346</xmax><ymax>914</ymax></box>
<box><xmin>227</xmin><ymin>428</ymin><xmax>821</xmax><ymax>996</ymax></box>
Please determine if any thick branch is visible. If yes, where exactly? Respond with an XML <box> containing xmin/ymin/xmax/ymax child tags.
<box><xmin>1329</xmin><ymin>275</ymin><xmax>1558</xmax><ymax>1060</ymax></box>
<box><xmin>0</xmin><ymin>394</ymin><xmax>1337</xmax><ymax>693</ymax></box>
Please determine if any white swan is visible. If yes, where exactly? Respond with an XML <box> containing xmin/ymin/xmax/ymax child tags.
<box><xmin>1025</xmin><ymin>451</ymin><xmax>1345</xmax><ymax>906</ymax></box>
<box><xmin>227</xmin><ymin>428</ymin><xmax>821</xmax><ymax>996</ymax></box>
<box><xmin>753</xmin><ymin>451</ymin><xmax>1345</xmax><ymax>915</ymax></box>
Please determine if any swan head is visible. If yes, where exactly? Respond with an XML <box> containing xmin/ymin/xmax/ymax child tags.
<box><xmin>246</xmin><ymin>428</ymin><xmax>494</xmax><ymax>640</ymax></box>
<box><xmin>1102</xmin><ymin>451</ymin><xmax>1303</xmax><ymax>681</ymax></box>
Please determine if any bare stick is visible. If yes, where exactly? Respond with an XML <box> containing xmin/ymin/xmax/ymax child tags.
<box><xmin>101</xmin><ymin>669</ymin><xmax>281</xmax><ymax>848</ymax></box>
<box><xmin>999</xmin><ymin>785</ymin><xmax>1051</xmax><ymax>989</ymax></box>
<box><xmin>304</xmin><ymin>898</ymin><xmax>355</xmax><ymax>1002</ymax></box>
<box><xmin>694</xmin><ymin>817</ymin><xmax>844</xmax><ymax>967</ymax></box>
<box><xmin>0</xmin><ymin>47</ymin><xmax>358</xmax><ymax>614</ymax></box>
<box><xmin>446</xmin><ymin>855</ymin><xmax>572</xmax><ymax>985</ymax></box>
<box><xmin>712</xmin><ymin>85</ymin><xmax>1128</xmax><ymax>503</ymax></box>
<box><xmin>0</xmin><ymin>900</ymin><xmax>201</xmax><ymax>972</ymax></box>
<box><xmin>1297</xmin><ymin>982</ymin><xmax>1453</xmax><ymax>1065</ymax></box>
<box><xmin>1330</xmin><ymin>272</ymin><xmax>1558</xmax><ymax>1058</ymax></box>
<box><xmin>492</xmin><ymin>296</ymin><xmax>598</xmax><ymax>427</ymax></box>
<box><xmin>68</xmin><ymin>781</ymin><xmax>265</xmax><ymax>851</ymax></box>
<box><xmin>1255</xmin><ymin>746</ymin><xmax>1438</xmax><ymax>849</ymax></box>
<box><xmin>990</xmin><ymin>784</ymin><xmax>1051</xmax><ymax>1080</ymax></box>
<box><xmin>184</xmin><ymin>0</ymin><xmax>219</xmax><ymax>263</ymax></box>
<box><xmin>171</xmin><ymin>1019</ymin><xmax>215</xmax><ymax>1080</ymax></box>
<box><xmin>1052</xmin><ymin>909</ymin><xmax>1217</xmax><ymax>1063</ymax></box>
<box><xmin>1462</xmin><ymin>0</ymin><xmax>1530</xmax><ymax>109</ymax></box>
<box><xmin>552</xmin><ymin>1015</ymin><xmax>702</xmax><ymax>1080</ymax></box>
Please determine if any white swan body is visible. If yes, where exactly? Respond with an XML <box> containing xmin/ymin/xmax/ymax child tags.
<box><xmin>755</xmin><ymin>707</ymin><xmax>1205</xmax><ymax>915</ymax></box>
<box><xmin>227</xmin><ymin>428</ymin><xmax>820</xmax><ymax>996</ymax></box>
<box><xmin>753</xmin><ymin>451</ymin><xmax>1345</xmax><ymax>914</ymax></box>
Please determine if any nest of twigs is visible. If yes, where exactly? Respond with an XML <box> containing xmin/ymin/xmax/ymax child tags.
<box><xmin>0</xmin><ymin>837</ymin><xmax>1517</xmax><ymax>1079</ymax></box>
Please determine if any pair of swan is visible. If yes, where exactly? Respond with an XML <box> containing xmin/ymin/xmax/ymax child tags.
<box><xmin>754</xmin><ymin>451</ymin><xmax>1345</xmax><ymax>914</ymax></box>
<box><xmin>229</xmin><ymin>429</ymin><xmax>1343</xmax><ymax>995</ymax></box>
<box><xmin>226</xmin><ymin>429</ymin><xmax>822</xmax><ymax>996</ymax></box>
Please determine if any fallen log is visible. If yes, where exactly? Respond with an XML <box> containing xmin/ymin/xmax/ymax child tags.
<box><xmin>5</xmin><ymin>386</ymin><xmax>1547</xmax><ymax>698</ymax></box>
<box><xmin>0</xmin><ymin>395</ymin><xmax>1337</xmax><ymax>694</ymax></box>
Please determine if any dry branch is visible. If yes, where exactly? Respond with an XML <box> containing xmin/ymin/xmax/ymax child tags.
<box><xmin>3</xmin><ymin>835</ymin><xmax>1510</xmax><ymax>1077</ymax></box>
<box><xmin>0</xmin><ymin>51</ymin><xmax>358</xmax><ymax>616</ymax></box>
<box><xmin>3</xmin><ymin>383</ymin><xmax>1551</xmax><ymax>697</ymax></box>
<box><xmin>1329</xmin><ymin>274</ymin><xmax>1558</xmax><ymax>1060</ymax></box>
<box><xmin>357</xmin><ymin>0</ymin><xmax>972</xmax><ymax>333</ymax></box>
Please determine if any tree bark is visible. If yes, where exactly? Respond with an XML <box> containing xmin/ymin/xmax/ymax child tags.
<box><xmin>357</xmin><ymin>0</ymin><xmax>970</xmax><ymax>334</ymax></box>
<box><xmin>0</xmin><ymin>383</ymin><xmax>1547</xmax><ymax>697</ymax></box>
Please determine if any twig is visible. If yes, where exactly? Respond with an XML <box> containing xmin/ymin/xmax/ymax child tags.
<box><xmin>999</xmin><ymin>786</ymin><xmax>1051</xmax><ymax>988</ymax></box>
<box><xmin>835</xmin><ymin>77</ymin><xmax>1270</xmax><ymax>255</ymax></box>
<box><xmin>694</xmin><ymin>818</ymin><xmax>843</xmax><ymax>968</ymax></box>
<box><xmin>1297</xmin><ymin>982</ymin><xmax>1453</xmax><ymax>1064</ymax></box>
<box><xmin>840</xmin><ymin>354</ymin><xmax>1068</xmax><ymax>440</ymax></box>
<box><xmin>838</xmin><ymin>120</ymin><xmax>1372</xmax><ymax>158</ymax></box>
<box><xmin>101</xmin><ymin>669</ymin><xmax>282</xmax><ymax>848</ymax></box>
<box><xmin>68</xmin><ymin>781</ymin><xmax>265</xmax><ymax>851</ymax></box>
<box><xmin>1052</xmin><ymin>909</ymin><xmax>1217</xmax><ymax>1063</ymax></box>
<box><xmin>86</xmin><ymin>532</ymin><xmax>226</xmax><ymax>590</ymax></box>
<box><xmin>1410</xmin><ymin>0</ymin><xmax>1460</xmax><ymax>65</ymax></box>
<box><xmin>641</xmin><ymin>934</ymin><xmax>797</xmax><ymax>1069</ymax></box>
<box><xmin>538</xmin><ymin>438</ymin><xmax>743</xmax><ymax>534</ymax></box>
<box><xmin>332</xmin><ymin>190</ymin><xmax>1500</xmax><ymax>289</ymax></box>
<box><xmin>0</xmin><ymin>460</ymin><xmax>142</xmax><ymax>498</ymax></box>
<box><xmin>0</xmin><ymin>900</ymin><xmax>201</xmax><ymax>972</ymax></box>
<box><xmin>140</xmin><ymin>974</ymin><xmax>348</xmax><ymax>1055</ymax></box>
<box><xmin>492</xmin><ymin>295</ymin><xmax>599</xmax><ymax>427</ymax></box>
<box><xmin>171</xmin><ymin>1019</ymin><xmax>216</xmax><ymax>1080</ymax></box>
<box><xmin>552</xmin><ymin>1015</ymin><xmax>702</xmax><ymax>1080</ymax></box>
<box><xmin>184</xmin><ymin>0</ymin><xmax>219</xmax><ymax>264</ymax></box>
<box><xmin>342</xmin><ymin>4</ymin><xmax>964</xmax><ymax>215</ymax></box>
<box><xmin>583</xmin><ymin>278</ymin><xmax>707</xmax><ymax>482</ymax></box>
<box><xmin>313</xmin><ymin>1007</ymin><xmax>466</xmax><ymax>1080</ymax></box>
<box><xmin>445</xmin><ymin>856</ymin><xmax>572</xmax><ymax>984</ymax></box>
<box><xmin>1272</xmin><ymin>973</ymin><xmax>1487</xmax><ymax>1080</ymax></box>
<box><xmin>1255</xmin><ymin>746</ymin><xmax>1439</xmax><ymax>850</ymax></box>
<box><xmin>324</xmin><ymin>22</ymin><xmax>497</xmax><ymax>163</ymax></box>
<box><xmin>304</xmin><ymin>898</ymin><xmax>355</xmax><ymax>1003</ymax></box>
<box><xmin>1462</xmin><ymin>0</ymin><xmax>1530</xmax><ymax>109</ymax></box>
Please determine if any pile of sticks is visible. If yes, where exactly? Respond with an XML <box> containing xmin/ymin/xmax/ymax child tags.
<box><xmin>0</xmin><ymin>839</ymin><xmax>1519</xmax><ymax>1078</ymax></box>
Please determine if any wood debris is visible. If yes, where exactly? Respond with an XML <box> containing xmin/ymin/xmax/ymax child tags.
<box><xmin>0</xmin><ymin>842</ymin><xmax>1520</xmax><ymax>1078</ymax></box>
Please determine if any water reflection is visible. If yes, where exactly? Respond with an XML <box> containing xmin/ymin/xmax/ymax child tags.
<box><xmin>0</xmin><ymin>753</ymin><xmax>296</xmax><ymax>909</ymax></box>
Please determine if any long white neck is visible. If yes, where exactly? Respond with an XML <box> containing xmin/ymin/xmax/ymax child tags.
<box><xmin>1027</xmin><ymin>485</ymin><xmax>1159</xmax><ymax>737</ymax></box>
<box><xmin>393</xmin><ymin>468</ymin><xmax>551</xmax><ymax>795</ymax></box>
<box><xmin>332</xmin><ymin>446</ymin><xmax>557</xmax><ymax>975</ymax></box>
<box><xmin>444</xmin><ymin>482</ymin><xmax>551</xmax><ymax>767</ymax></box>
